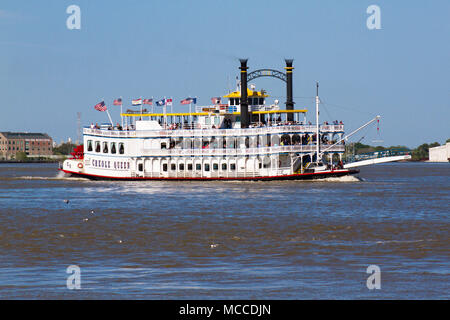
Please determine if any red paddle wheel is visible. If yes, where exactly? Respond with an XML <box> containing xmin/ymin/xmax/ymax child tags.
<box><xmin>70</xmin><ymin>145</ymin><xmax>84</xmax><ymax>160</ymax></box>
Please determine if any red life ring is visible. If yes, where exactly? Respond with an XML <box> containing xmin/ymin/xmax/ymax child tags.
<box><xmin>77</xmin><ymin>163</ymin><xmax>83</xmax><ymax>169</ymax></box>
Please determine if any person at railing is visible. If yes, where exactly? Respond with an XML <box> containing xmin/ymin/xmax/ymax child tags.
<box><xmin>339</xmin><ymin>120</ymin><xmax>343</xmax><ymax>125</ymax></box>
<box><xmin>116</xmin><ymin>123</ymin><xmax>122</xmax><ymax>131</ymax></box>
<box><xmin>95</xmin><ymin>123</ymin><xmax>100</xmax><ymax>129</ymax></box>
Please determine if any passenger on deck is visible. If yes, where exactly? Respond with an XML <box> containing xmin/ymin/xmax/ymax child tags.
<box><xmin>116</xmin><ymin>123</ymin><xmax>122</xmax><ymax>130</ymax></box>
<box><xmin>95</xmin><ymin>123</ymin><xmax>100</xmax><ymax>129</ymax></box>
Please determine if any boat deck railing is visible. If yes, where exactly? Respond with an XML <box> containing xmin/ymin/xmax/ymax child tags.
<box><xmin>84</xmin><ymin>124</ymin><xmax>344</xmax><ymax>138</ymax></box>
<box><xmin>141</xmin><ymin>145</ymin><xmax>345</xmax><ymax>156</ymax></box>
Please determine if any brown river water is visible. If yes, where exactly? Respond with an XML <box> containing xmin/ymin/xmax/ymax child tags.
<box><xmin>0</xmin><ymin>162</ymin><xmax>448</xmax><ymax>299</ymax></box>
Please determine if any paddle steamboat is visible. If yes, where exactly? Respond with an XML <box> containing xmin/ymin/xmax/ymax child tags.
<box><xmin>61</xmin><ymin>59</ymin><xmax>408</xmax><ymax>181</ymax></box>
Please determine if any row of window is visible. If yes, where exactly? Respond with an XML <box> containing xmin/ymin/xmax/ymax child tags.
<box><xmin>1</xmin><ymin>146</ymin><xmax>51</xmax><ymax>151</ymax></box>
<box><xmin>87</xmin><ymin>140</ymin><xmax>125</xmax><ymax>154</ymax></box>
<box><xmin>141</xmin><ymin>162</ymin><xmax>238</xmax><ymax>172</ymax></box>
<box><xmin>0</xmin><ymin>140</ymin><xmax>50</xmax><ymax>145</ymax></box>
<box><xmin>229</xmin><ymin>98</ymin><xmax>264</xmax><ymax>105</ymax></box>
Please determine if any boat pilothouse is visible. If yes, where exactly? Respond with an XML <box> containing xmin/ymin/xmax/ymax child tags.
<box><xmin>61</xmin><ymin>59</ymin><xmax>409</xmax><ymax>181</ymax></box>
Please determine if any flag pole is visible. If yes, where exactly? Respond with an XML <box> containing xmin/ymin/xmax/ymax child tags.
<box><xmin>140</xmin><ymin>96</ymin><xmax>143</xmax><ymax>121</ymax></box>
<box><xmin>101</xmin><ymin>97</ymin><xmax>113</xmax><ymax>125</ymax></box>
<box><xmin>105</xmin><ymin>103</ymin><xmax>113</xmax><ymax>125</ymax></box>
<box><xmin>189</xmin><ymin>101</ymin><xmax>192</xmax><ymax>128</ymax></box>
<box><xmin>164</xmin><ymin>96</ymin><xmax>167</xmax><ymax>129</ymax></box>
<box><xmin>120</xmin><ymin>96</ymin><xmax>123</xmax><ymax>128</ymax></box>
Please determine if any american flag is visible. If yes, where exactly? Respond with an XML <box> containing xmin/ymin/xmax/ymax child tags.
<box><xmin>113</xmin><ymin>98</ymin><xmax>122</xmax><ymax>106</ymax></box>
<box><xmin>94</xmin><ymin>101</ymin><xmax>107</xmax><ymax>112</ymax></box>
<box><xmin>181</xmin><ymin>97</ymin><xmax>197</xmax><ymax>105</ymax></box>
<box><xmin>166</xmin><ymin>98</ymin><xmax>173</xmax><ymax>106</ymax></box>
<box><xmin>143</xmin><ymin>98</ymin><xmax>153</xmax><ymax>105</ymax></box>
<box><xmin>211</xmin><ymin>97</ymin><xmax>221</xmax><ymax>104</ymax></box>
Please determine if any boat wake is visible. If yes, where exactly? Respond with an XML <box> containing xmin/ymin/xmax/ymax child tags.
<box><xmin>8</xmin><ymin>173</ymin><xmax>90</xmax><ymax>181</ymax></box>
<box><xmin>313</xmin><ymin>175</ymin><xmax>362</xmax><ymax>182</ymax></box>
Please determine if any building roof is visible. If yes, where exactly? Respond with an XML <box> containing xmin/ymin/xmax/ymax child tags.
<box><xmin>0</xmin><ymin>132</ymin><xmax>52</xmax><ymax>140</ymax></box>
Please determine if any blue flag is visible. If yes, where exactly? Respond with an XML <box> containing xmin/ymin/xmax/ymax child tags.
<box><xmin>155</xmin><ymin>99</ymin><xmax>166</xmax><ymax>107</ymax></box>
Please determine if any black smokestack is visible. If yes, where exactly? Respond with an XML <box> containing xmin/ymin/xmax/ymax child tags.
<box><xmin>285</xmin><ymin>59</ymin><xmax>294</xmax><ymax>122</ymax></box>
<box><xmin>239</xmin><ymin>58</ymin><xmax>250</xmax><ymax>128</ymax></box>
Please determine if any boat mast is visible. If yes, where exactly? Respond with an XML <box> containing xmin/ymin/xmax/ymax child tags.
<box><xmin>315</xmin><ymin>82</ymin><xmax>320</xmax><ymax>163</ymax></box>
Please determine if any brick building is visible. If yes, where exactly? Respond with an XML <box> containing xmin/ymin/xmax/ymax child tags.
<box><xmin>0</xmin><ymin>132</ymin><xmax>53</xmax><ymax>160</ymax></box>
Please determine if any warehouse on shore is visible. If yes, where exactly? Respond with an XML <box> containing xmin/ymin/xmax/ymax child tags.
<box><xmin>428</xmin><ymin>142</ymin><xmax>450</xmax><ymax>162</ymax></box>
<box><xmin>0</xmin><ymin>132</ymin><xmax>53</xmax><ymax>160</ymax></box>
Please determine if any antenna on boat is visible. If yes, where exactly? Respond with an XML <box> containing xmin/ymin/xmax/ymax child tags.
<box><xmin>315</xmin><ymin>82</ymin><xmax>320</xmax><ymax>163</ymax></box>
<box><xmin>372</xmin><ymin>117</ymin><xmax>384</xmax><ymax>144</ymax></box>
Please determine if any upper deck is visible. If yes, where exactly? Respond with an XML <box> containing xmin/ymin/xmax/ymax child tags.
<box><xmin>83</xmin><ymin>123</ymin><xmax>344</xmax><ymax>139</ymax></box>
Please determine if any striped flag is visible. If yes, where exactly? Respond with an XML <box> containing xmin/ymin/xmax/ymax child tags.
<box><xmin>166</xmin><ymin>98</ymin><xmax>173</xmax><ymax>106</ymax></box>
<box><xmin>181</xmin><ymin>97</ymin><xmax>197</xmax><ymax>105</ymax></box>
<box><xmin>143</xmin><ymin>98</ymin><xmax>153</xmax><ymax>105</ymax></box>
<box><xmin>113</xmin><ymin>98</ymin><xmax>122</xmax><ymax>106</ymax></box>
<box><xmin>155</xmin><ymin>99</ymin><xmax>166</xmax><ymax>107</ymax></box>
<box><xmin>132</xmin><ymin>98</ymin><xmax>142</xmax><ymax>106</ymax></box>
<box><xmin>94</xmin><ymin>101</ymin><xmax>107</xmax><ymax>112</ymax></box>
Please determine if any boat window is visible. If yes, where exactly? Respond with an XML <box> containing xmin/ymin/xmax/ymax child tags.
<box><xmin>259</xmin><ymin>98</ymin><xmax>264</xmax><ymax>105</ymax></box>
<box><xmin>187</xmin><ymin>163</ymin><xmax>193</xmax><ymax>171</ymax></box>
<box><xmin>110</xmin><ymin>142</ymin><xmax>116</xmax><ymax>154</ymax></box>
<box><xmin>103</xmin><ymin>142</ymin><xmax>108</xmax><ymax>153</ymax></box>
<box><xmin>222</xmin><ymin>163</ymin><xmax>227</xmax><ymax>170</ymax></box>
<box><xmin>196</xmin><ymin>163</ymin><xmax>201</xmax><ymax>171</ymax></box>
<box><xmin>205</xmin><ymin>117</ymin><xmax>211</xmax><ymax>125</ymax></box>
<box><xmin>119</xmin><ymin>142</ymin><xmax>124</xmax><ymax>154</ymax></box>
<box><xmin>230</xmin><ymin>163</ymin><xmax>236</xmax><ymax>170</ymax></box>
<box><xmin>161</xmin><ymin>142</ymin><xmax>167</xmax><ymax>149</ymax></box>
<box><xmin>236</xmin><ymin>98</ymin><xmax>240</xmax><ymax>105</ymax></box>
<box><xmin>204</xmin><ymin>163</ymin><xmax>210</xmax><ymax>172</ymax></box>
<box><xmin>162</xmin><ymin>163</ymin><xmax>168</xmax><ymax>172</ymax></box>
<box><xmin>179</xmin><ymin>163</ymin><xmax>184</xmax><ymax>171</ymax></box>
<box><xmin>138</xmin><ymin>163</ymin><xmax>143</xmax><ymax>172</ymax></box>
<box><xmin>95</xmin><ymin>141</ymin><xmax>100</xmax><ymax>153</ymax></box>
<box><xmin>171</xmin><ymin>163</ymin><xmax>176</xmax><ymax>171</ymax></box>
<box><xmin>230</xmin><ymin>98</ymin><xmax>235</xmax><ymax>105</ymax></box>
<box><xmin>214</xmin><ymin>116</ymin><xmax>220</xmax><ymax>125</ymax></box>
<box><xmin>87</xmin><ymin>140</ymin><xmax>93</xmax><ymax>151</ymax></box>
<box><xmin>213</xmin><ymin>163</ymin><xmax>218</xmax><ymax>171</ymax></box>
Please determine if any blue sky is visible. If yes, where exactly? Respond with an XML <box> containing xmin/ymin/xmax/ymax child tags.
<box><xmin>0</xmin><ymin>0</ymin><xmax>449</xmax><ymax>147</ymax></box>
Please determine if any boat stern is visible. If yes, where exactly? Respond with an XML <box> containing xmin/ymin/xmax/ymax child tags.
<box><xmin>61</xmin><ymin>158</ymin><xmax>85</xmax><ymax>175</ymax></box>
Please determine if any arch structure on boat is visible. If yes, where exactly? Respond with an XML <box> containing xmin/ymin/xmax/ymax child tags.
<box><xmin>247</xmin><ymin>69</ymin><xmax>287</xmax><ymax>83</ymax></box>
